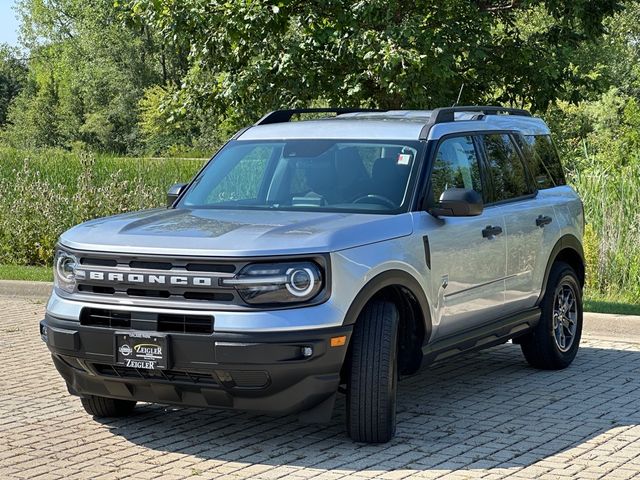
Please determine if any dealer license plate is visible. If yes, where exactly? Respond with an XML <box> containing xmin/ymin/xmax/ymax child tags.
<box><xmin>115</xmin><ymin>331</ymin><xmax>168</xmax><ymax>370</ymax></box>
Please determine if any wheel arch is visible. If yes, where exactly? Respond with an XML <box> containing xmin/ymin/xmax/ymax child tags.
<box><xmin>537</xmin><ymin>234</ymin><xmax>585</xmax><ymax>305</ymax></box>
<box><xmin>342</xmin><ymin>270</ymin><xmax>432</xmax><ymax>375</ymax></box>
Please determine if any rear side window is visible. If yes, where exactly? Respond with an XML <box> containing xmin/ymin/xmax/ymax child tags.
<box><xmin>482</xmin><ymin>134</ymin><xmax>534</xmax><ymax>202</ymax></box>
<box><xmin>430</xmin><ymin>136</ymin><xmax>484</xmax><ymax>203</ymax></box>
<box><xmin>516</xmin><ymin>135</ymin><xmax>566</xmax><ymax>188</ymax></box>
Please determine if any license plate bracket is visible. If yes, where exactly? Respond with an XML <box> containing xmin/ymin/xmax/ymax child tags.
<box><xmin>115</xmin><ymin>331</ymin><xmax>169</xmax><ymax>370</ymax></box>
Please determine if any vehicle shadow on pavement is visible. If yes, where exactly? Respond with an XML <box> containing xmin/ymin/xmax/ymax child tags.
<box><xmin>97</xmin><ymin>341</ymin><xmax>640</xmax><ymax>472</ymax></box>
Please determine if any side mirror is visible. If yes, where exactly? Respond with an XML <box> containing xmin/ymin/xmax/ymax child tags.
<box><xmin>429</xmin><ymin>188</ymin><xmax>483</xmax><ymax>217</ymax></box>
<box><xmin>167</xmin><ymin>183</ymin><xmax>187</xmax><ymax>207</ymax></box>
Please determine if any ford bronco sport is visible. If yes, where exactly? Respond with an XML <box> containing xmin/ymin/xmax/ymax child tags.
<box><xmin>41</xmin><ymin>107</ymin><xmax>584</xmax><ymax>443</ymax></box>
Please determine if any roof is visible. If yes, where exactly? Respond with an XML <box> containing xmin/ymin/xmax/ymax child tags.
<box><xmin>236</xmin><ymin>108</ymin><xmax>551</xmax><ymax>142</ymax></box>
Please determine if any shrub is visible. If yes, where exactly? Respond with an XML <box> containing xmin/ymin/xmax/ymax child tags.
<box><xmin>0</xmin><ymin>147</ymin><xmax>204</xmax><ymax>266</ymax></box>
<box><xmin>551</xmin><ymin>90</ymin><xmax>640</xmax><ymax>303</ymax></box>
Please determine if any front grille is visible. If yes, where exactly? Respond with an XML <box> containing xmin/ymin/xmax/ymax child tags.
<box><xmin>230</xmin><ymin>370</ymin><xmax>270</xmax><ymax>388</ymax></box>
<box><xmin>80</xmin><ymin>308</ymin><xmax>131</xmax><ymax>328</ymax></box>
<box><xmin>78</xmin><ymin>285</ymin><xmax>116</xmax><ymax>295</ymax></box>
<box><xmin>93</xmin><ymin>363</ymin><xmax>219</xmax><ymax>386</ymax></box>
<box><xmin>80</xmin><ymin>257</ymin><xmax>117</xmax><ymax>267</ymax></box>
<box><xmin>71</xmin><ymin>253</ymin><xmax>247</xmax><ymax>307</ymax></box>
<box><xmin>79</xmin><ymin>257</ymin><xmax>239</xmax><ymax>274</ymax></box>
<box><xmin>183</xmin><ymin>291</ymin><xmax>234</xmax><ymax>301</ymax></box>
<box><xmin>186</xmin><ymin>263</ymin><xmax>236</xmax><ymax>273</ymax></box>
<box><xmin>127</xmin><ymin>288</ymin><xmax>171</xmax><ymax>298</ymax></box>
<box><xmin>157</xmin><ymin>313</ymin><xmax>213</xmax><ymax>334</ymax></box>
<box><xmin>129</xmin><ymin>260</ymin><xmax>172</xmax><ymax>270</ymax></box>
<box><xmin>81</xmin><ymin>308</ymin><xmax>213</xmax><ymax>334</ymax></box>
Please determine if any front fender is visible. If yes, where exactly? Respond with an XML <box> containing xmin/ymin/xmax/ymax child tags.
<box><xmin>331</xmin><ymin>236</ymin><xmax>433</xmax><ymax>340</ymax></box>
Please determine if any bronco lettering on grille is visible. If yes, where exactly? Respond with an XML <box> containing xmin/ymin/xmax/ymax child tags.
<box><xmin>82</xmin><ymin>270</ymin><xmax>215</xmax><ymax>288</ymax></box>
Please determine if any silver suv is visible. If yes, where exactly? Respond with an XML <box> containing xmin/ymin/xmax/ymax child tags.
<box><xmin>41</xmin><ymin>107</ymin><xmax>585</xmax><ymax>443</ymax></box>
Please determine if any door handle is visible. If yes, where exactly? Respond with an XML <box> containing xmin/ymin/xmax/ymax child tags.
<box><xmin>536</xmin><ymin>215</ymin><xmax>553</xmax><ymax>227</ymax></box>
<box><xmin>482</xmin><ymin>225</ymin><xmax>503</xmax><ymax>238</ymax></box>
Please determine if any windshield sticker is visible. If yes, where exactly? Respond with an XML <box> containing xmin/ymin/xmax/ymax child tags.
<box><xmin>397</xmin><ymin>153</ymin><xmax>412</xmax><ymax>165</ymax></box>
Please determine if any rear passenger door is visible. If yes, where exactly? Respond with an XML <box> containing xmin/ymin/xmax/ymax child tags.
<box><xmin>480</xmin><ymin>133</ymin><xmax>559</xmax><ymax>314</ymax></box>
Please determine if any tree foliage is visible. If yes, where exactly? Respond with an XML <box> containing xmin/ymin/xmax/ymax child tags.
<box><xmin>125</xmin><ymin>0</ymin><xmax>623</xmax><ymax>124</ymax></box>
<box><xmin>2</xmin><ymin>0</ymin><xmax>168</xmax><ymax>152</ymax></box>
<box><xmin>0</xmin><ymin>45</ymin><xmax>28</xmax><ymax>126</ymax></box>
<box><xmin>0</xmin><ymin>0</ymin><xmax>631</xmax><ymax>153</ymax></box>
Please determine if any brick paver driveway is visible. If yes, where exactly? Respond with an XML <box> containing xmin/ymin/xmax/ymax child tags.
<box><xmin>1</xmin><ymin>297</ymin><xmax>640</xmax><ymax>480</ymax></box>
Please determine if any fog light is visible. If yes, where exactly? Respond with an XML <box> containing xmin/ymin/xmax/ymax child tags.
<box><xmin>40</xmin><ymin>324</ymin><xmax>48</xmax><ymax>341</ymax></box>
<box><xmin>301</xmin><ymin>346</ymin><xmax>313</xmax><ymax>357</ymax></box>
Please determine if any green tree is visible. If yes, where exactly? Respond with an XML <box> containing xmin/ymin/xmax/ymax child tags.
<box><xmin>0</xmin><ymin>44</ymin><xmax>28</xmax><ymax>126</ymax></box>
<box><xmin>0</xmin><ymin>0</ymin><xmax>630</xmax><ymax>153</ymax></box>
<box><xmin>125</xmin><ymin>0</ymin><xmax>625</xmax><ymax>131</ymax></box>
<box><xmin>3</xmin><ymin>0</ymin><xmax>177</xmax><ymax>152</ymax></box>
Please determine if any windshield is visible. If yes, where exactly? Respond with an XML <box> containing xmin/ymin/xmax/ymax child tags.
<box><xmin>179</xmin><ymin>140</ymin><xmax>422</xmax><ymax>213</ymax></box>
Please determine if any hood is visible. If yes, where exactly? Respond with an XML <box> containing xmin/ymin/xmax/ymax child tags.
<box><xmin>59</xmin><ymin>208</ymin><xmax>414</xmax><ymax>256</ymax></box>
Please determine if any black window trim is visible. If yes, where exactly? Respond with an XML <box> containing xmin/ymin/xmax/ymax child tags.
<box><xmin>516</xmin><ymin>133</ymin><xmax>567</xmax><ymax>189</ymax></box>
<box><xmin>476</xmin><ymin>130</ymin><xmax>539</xmax><ymax>207</ymax></box>
<box><xmin>416</xmin><ymin>129</ymin><xmax>540</xmax><ymax>212</ymax></box>
<box><xmin>513</xmin><ymin>133</ymin><xmax>556</xmax><ymax>189</ymax></box>
<box><xmin>547</xmin><ymin>134</ymin><xmax>567</xmax><ymax>185</ymax></box>
<box><xmin>417</xmin><ymin>132</ymin><xmax>488</xmax><ymax>211</ymax></box>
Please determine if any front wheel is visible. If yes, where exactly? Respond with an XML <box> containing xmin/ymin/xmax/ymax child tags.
<box><xmin>346</xmin><ymin>300</ymin><xmax>399</xmax><ymax>443</ymax></box>
<box><xmin>520</xmin><ymin>262</ymin><xmax>583</xmax><ymax>369</ymax></box>
<box><xmin>81</xmin><ymin>395</ymin><xmax>137</xmax><ymax>417</ymax></box>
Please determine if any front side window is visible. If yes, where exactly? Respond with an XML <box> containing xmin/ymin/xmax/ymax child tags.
<box><xmin>430</xmin><ymin>136</ymin><xmax>483</xmax><ymax>202</ymax></box>
<box><xmin>483</xmin><ymin>134</ymin><xmax>534</xmax><ymax>202</ymax></box>
<box><xmin>180</xmin><ymin>140</ymin><xmax>421</xmax><ymax>213</ymax></box>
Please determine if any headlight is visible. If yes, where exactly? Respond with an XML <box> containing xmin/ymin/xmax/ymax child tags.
<box><xmin>222</xmin><ymin>261</ymin><xmax>323</xmax><ymax>305</ymax></box>
<box><xmin>54</xmin><ymin>249</ymin><xmax>79</xmax><ymax>293</ymax></box>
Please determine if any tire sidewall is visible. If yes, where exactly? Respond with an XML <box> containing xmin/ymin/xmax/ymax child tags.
<box><xmin>346</xmin><ymin>300</ymin><xmax>400</xmax><ymax>443</ymax></box>
<box><xmin>386</xmin><ymin>321</ymin><xmax>399</xmax><ymax>437</ymax></box>
<box><xmin>541</xmin><ymin>264</ymin><xmax>583</xmax><ymax>367</ymax></box>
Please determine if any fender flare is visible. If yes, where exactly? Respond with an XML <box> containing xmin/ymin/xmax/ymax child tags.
<box><xmin>342</xmin><ymin>269</ymin><xmax>432</xmax><ymax>344</ymax></box>
<box><xmin>537</xmin><ymin>234</ymin><xmax>585</xmax><ymax>305</ymax></box>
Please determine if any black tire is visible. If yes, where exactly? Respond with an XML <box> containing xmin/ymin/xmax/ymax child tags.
<box><xmin>520</xmin><ymin>261</ymin><xmax>583</xmax><ymax>370</ymax></box>
<box><xmin>81</xmin><ymin>395</ymin><xmax>137</xmax><ymax>417</ymax></box>
<box><xmin>346</xmin><ymin>300</ymin><xmax>399</xmax><ymax>443</ymax></box>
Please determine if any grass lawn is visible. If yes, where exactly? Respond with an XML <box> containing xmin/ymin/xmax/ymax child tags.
<box><xmin>0</xmin><ymin>264</ymin><xmax>52</xmax><ymax>282</ymax></box>
<box><xmin>583</xmin><ymin>297</ymin><xmax>640</xmax><ymax>316</ymax></box>
<box><xmin>1</xmin><ymin>264</ymin><xmax>638</xmax><ymax>315</ymax></box>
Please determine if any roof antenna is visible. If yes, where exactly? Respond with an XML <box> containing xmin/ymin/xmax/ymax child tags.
<box><xmin>452</xmin><ymin>83</ymin><xmax>464</xmax><ymax>107</ymax></box>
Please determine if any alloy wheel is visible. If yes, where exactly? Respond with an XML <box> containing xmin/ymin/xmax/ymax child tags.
<box><xmin>552</xmin><ymin>281</ymin><xmax>578</xmax><ymax>352</ymax></box>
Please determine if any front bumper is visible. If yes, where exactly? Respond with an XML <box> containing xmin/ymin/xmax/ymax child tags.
<box><xmin>41</xmin><ymin>313</ymin><xmax>352</xmax><ymax>416</ymax></box>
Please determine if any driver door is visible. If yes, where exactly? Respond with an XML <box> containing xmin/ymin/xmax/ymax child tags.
<box><xmin>417</xmin><ymin>135</ymin><xmax>507</xmax><ymax>340</ymax></box>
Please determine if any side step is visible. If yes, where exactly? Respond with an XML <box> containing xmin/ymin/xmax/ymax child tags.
<box><xmin>421</xmin><ymin>308</ymin><xmax>540</xmax><ymax>365</ymax></box>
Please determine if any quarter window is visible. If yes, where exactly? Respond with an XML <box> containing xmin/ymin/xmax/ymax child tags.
<box><xmin>482</xmin><ymin>134</ymin><xmax>534</xmax><ymax>202</ymax></box>
<box><xmin>431</xmin><ymin>136</ymin><xmax>483</xmax><ymax>203</ymax></box>
<box><xmin>516</xmin><ymin>134</ymin><xmax>566</xmax><ymax>188</ymax></box>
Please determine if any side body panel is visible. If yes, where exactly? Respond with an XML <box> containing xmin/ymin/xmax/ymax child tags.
<box><xmin>549</xmin><ymin>186</ymin><xmax>584</xmax><ymax>246</ymax></box>
<box><xmin>412</xmin><ymin>210</ymin><xmax>507</xmax><ymax>341</ymax></box>
<box><xmin>504</xmin><ymin>186</ymin><xmax>583</xmax><ymax>313</ymax></box>
<box><xmin>332</xmin><ymin>228</ymin><xmax>434</xmax><ymax>329</ymax></box>
<box><xmin>500</xmin><ymin>194</ymin><xmax>560</xmax><ymax>315</ymax></box>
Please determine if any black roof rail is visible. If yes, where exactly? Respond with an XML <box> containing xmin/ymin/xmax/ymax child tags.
<box><xmin>255</xmin><ymin>108</ymin><xmax>384</xmax><ymax>126</ymax></box>
<box><xmin>419</xmin><ymin>105</ymin><xmax>532</xmax><ymax>139</ymax></box>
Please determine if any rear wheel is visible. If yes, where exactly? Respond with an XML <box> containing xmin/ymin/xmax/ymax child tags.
<box><xmin>346</xmin><ymin>300</ymin><xmax>399</xmax><ymax>443</ymax></box>
<box><xmin>81</xmin><ymin>395</ymin><xmax>137</xmax><ymax>417</ymax></box>
<box><xmin>520</xmin><ymin>262</ymin><xmax>583</xmax><ymax>369</ymax></box>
